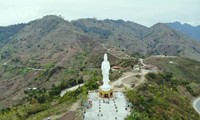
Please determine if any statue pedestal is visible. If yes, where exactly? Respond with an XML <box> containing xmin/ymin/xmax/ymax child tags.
<box><xmin>99</xmin><ymin>89</ymin><xmax>113</xmax><ymax>98</ymax></box>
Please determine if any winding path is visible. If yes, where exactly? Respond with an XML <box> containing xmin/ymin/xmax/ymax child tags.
<box><xmin>60</xmin><ymin>84</ymin><xmax>84</xmax><ymax>97</ymax></box>
<box><xmin>111</xmin><ymin>58</ymin><xmax>157</xmax><ymax>90</ymax></box>
<box><xmin>57</xmin><ymin>58</ymin><xmax>156</xmax><ymax>120</ymax></box>
<box><xmin>193</xmin><ymin>97</ymin><xmax>200</xmax><ymax>114</ymax></box>
<box><xmin>139</xmin><ymin>58</ymin><xmax>146</xmax><ymax>66</ymax></box>
<box><xmin>2</xmin><ymin>61</ymin><xmax>45</xmax><ymax>71</ymax></box>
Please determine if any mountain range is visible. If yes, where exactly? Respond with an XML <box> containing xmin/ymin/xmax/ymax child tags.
<box><xmin>0</xmin><ymin>15</ymin><xmax>200</xmax><ymax>65</ymax></box>
<box><xmin>0</xmin><ymin>15</ymin><xmax>200</xmax><ymax>107</ymax></box>
<box><xmin>166</xmin><ymin>22</ymin><xmax>200</xmax><ymax>41</ymax></box>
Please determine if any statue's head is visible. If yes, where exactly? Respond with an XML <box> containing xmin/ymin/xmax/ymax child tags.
<box><xmin>104</xmin><ymin>53</ymin><xmax>108</xmax><ymax>61</ymax></box>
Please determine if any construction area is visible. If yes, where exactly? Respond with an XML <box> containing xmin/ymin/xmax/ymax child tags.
<box><xmin>83</xmin><ymin>92</ymin><xmax>132</xmax><ymax>120</ymax></box>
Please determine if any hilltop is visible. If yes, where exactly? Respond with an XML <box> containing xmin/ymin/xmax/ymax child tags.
<box><xmin>0</xmin><ymin>15</ymin><xmax>200</xmax><ymax>119</ymax></box>
<box><xmin>1</xmin><ymin>14</ymin><xmax>200</xmax><ymax>107</ymax></box>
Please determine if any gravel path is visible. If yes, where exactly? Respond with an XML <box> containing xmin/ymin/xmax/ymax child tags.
<box><xmin>193</xmin><ymin>97</ymin><xmax>200</xmax><ymax>114</ymax></box>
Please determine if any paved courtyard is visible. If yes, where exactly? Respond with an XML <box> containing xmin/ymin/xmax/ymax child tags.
<box><xmin>84</xmin><ymin>92</ymin><xmax>131</xmax><ymax>120</ymax></box>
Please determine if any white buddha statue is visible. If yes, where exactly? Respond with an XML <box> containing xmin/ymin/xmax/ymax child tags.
<box><xmin>100</xmin><ymin>53</ymin><xmax>111</xmax><ymax>91</ymax></box>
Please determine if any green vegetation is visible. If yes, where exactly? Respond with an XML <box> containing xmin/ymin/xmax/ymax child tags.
<box><xmin>34</xmin><ymin>66</ymin><xmax>63</xmax><ymax>81</ymax></box>
<box><xmin>110</xmin><ymin>70</ymin><xmax>122</xmax><ymax>81</ymax></box>
<box><xmin>126</xmin><ymin>57</ymin><xmax>200</xmax><ymax>119</ymax></box>
<box><xmin>145</xmin><ymin>57</ymin><xmax>200</xmax><ymax>83</ymax></box>
<box><xmin>25</xmin><ymin>59</ymin><xmax>41</xmax><ymax>68</ymax></box>
<box><xmin>126</xmin><ymin>72</ymin><xmax>200</xmax><ymax>119</ymax></box>
<box><xmin>145</xmin><ymin>57</ymin><xmax>200</xmax><ymax>97</ymax></box>
<box><xmin>131</xmin><ymin>51</ymin><xmax>145</xmax><ymax>59</ymax></box>
<box><xmin>3</xmin><ymin>65</ymin><xmax>31</xmax><ymax>74</ymax></box>
<box><xmin>0</xmin><ymin>68</ymin><xmax>101</xmax><ymax>120</ymax></box>
<box><xmin>42</xmin><ymin>62</ymin><xmax>55</xmax><ymax>69</ymax></box>
<box><xmin>0</xmin><ymin>24</ymin><xmax>26</xmax><ymax>43</ymax></box>
<box><xmin>49</xmin><ymin>78</ymin><xmax>84</xmax><ymax>97</ymax></box>
<box><xmin>119</xmin><ymin>58</ymin><xmax>138</xmax><ymax>68</ymax></box>
<box><xmin>0</xmin><ymin>45</ymin><xmax>14</xmax><ymax>60</ymax></box>
<box><xmin>135</xmin><ymin>74</ymin><xmax>141</xmax><ymax>78</ymax></box>
<box><xmin>67</xmin><ymin>52</ymin><xmax>88</xmax><ymax>69</ymax></box>
<box><xmin>1</xmin><ymin>15</ymin><xmax>200</xmax><ymax>120</ymax></box>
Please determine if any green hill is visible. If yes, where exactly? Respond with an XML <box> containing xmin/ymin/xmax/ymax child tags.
<box><xmin>0</xmin><ymin>15</ymin><xmax>200</xmax><ymax>119</ymax></box>
<box><xmin>126</xmin><ymin>57</ymin><xmax>200</xmax><ymax>119</ymax></box>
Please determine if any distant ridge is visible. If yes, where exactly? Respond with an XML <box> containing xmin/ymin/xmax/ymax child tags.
<box><xmin>166</xmin><ymin>22</ymin><xmax>200</xmax><ymax>41</ymax></box>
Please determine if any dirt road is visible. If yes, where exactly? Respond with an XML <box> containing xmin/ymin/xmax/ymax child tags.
<box><xmin>111</xmin><ymin>58</ymin><xmax>158</xmax><ymax>91</ymax></box>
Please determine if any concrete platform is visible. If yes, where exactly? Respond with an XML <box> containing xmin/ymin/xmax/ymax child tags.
<box><xmin>84</xmin><ymin>92</ymin><xmax>131</xmax><ymax>120</ymax></box>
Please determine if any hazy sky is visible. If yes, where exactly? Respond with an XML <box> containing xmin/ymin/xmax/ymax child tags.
<box><xmin>0</xmin><ymin>0</ymin><xmax>200</xmax><ymax>27</ymax></box>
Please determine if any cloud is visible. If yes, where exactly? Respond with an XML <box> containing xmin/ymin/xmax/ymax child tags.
<box><xmin>0</xmin><ymin>0</ymin><xmax>200</xmax><ymax>27</ymax></box>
